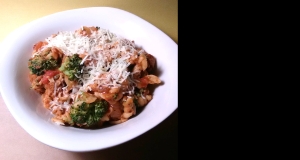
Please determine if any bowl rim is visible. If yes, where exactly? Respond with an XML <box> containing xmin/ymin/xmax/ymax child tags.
<box><xmin>0</xmin><ymin>7</ymin><xmax>178</xmax><ymax>152</ymax></box>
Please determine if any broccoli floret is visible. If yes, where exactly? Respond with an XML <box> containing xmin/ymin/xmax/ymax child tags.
<box><xmin>70</xmin><ymin>100</ymin><xmax>109</xmax><ymax>127</ymax></box>
<box><xmin>28</xmin><ymin>55</ymin><xmax>58</xmax><ymax>75</ymax></box>
<box><xmin>59</xmin><ymin>54</ymin><xmax>83</xmax><ymax>81</ymax></box>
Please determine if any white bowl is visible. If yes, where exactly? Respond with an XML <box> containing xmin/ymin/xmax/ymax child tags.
<box><xmin>0</xmin><ymin>7</ymin><xmax>178</xmax><ymax>152</ymax></box>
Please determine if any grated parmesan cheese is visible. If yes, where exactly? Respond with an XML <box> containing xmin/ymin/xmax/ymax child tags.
<box><xmin>34</xmin><ymin>27</ymin><xmax>141</xmax><ymax>110</ymax></box>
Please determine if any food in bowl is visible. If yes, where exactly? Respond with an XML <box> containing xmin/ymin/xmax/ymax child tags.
<box><xmin>28</xmin><ymin>26</ymin><xmax>161</xmax><ymax>128</ymax></box>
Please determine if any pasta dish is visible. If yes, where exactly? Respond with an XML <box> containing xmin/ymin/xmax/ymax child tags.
<box><xmin>28</xmin><ymin>26</ymin><xmax>161</xmax><ymax>128</ymax></box>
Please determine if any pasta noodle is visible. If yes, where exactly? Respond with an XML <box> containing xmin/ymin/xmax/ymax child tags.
<box><xmin>28</xmin><ymin>26</ymin><xmax>161</xmax><ymax>128</ymax></box>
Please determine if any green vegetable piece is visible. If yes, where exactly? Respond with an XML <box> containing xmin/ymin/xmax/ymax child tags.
<box><xmin>59</xmin><ymin>54</ymin><xmax>83</xmax><ymax>81</ymax></box>
<box><xmin>28</xmin><ymin>55</ymin><xmax>58</xmax><ymax>76</ymax></box>
<box><xmin>70</xmin><ymin>100</ymin><xmax>109</xmax><ymax>127</ymax></box>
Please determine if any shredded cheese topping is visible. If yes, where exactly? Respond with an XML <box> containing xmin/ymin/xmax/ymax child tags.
<box><xmin>34</xmin><ymin>27</ymin><xmax>140</xmax><ymax>110</ymax></box>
